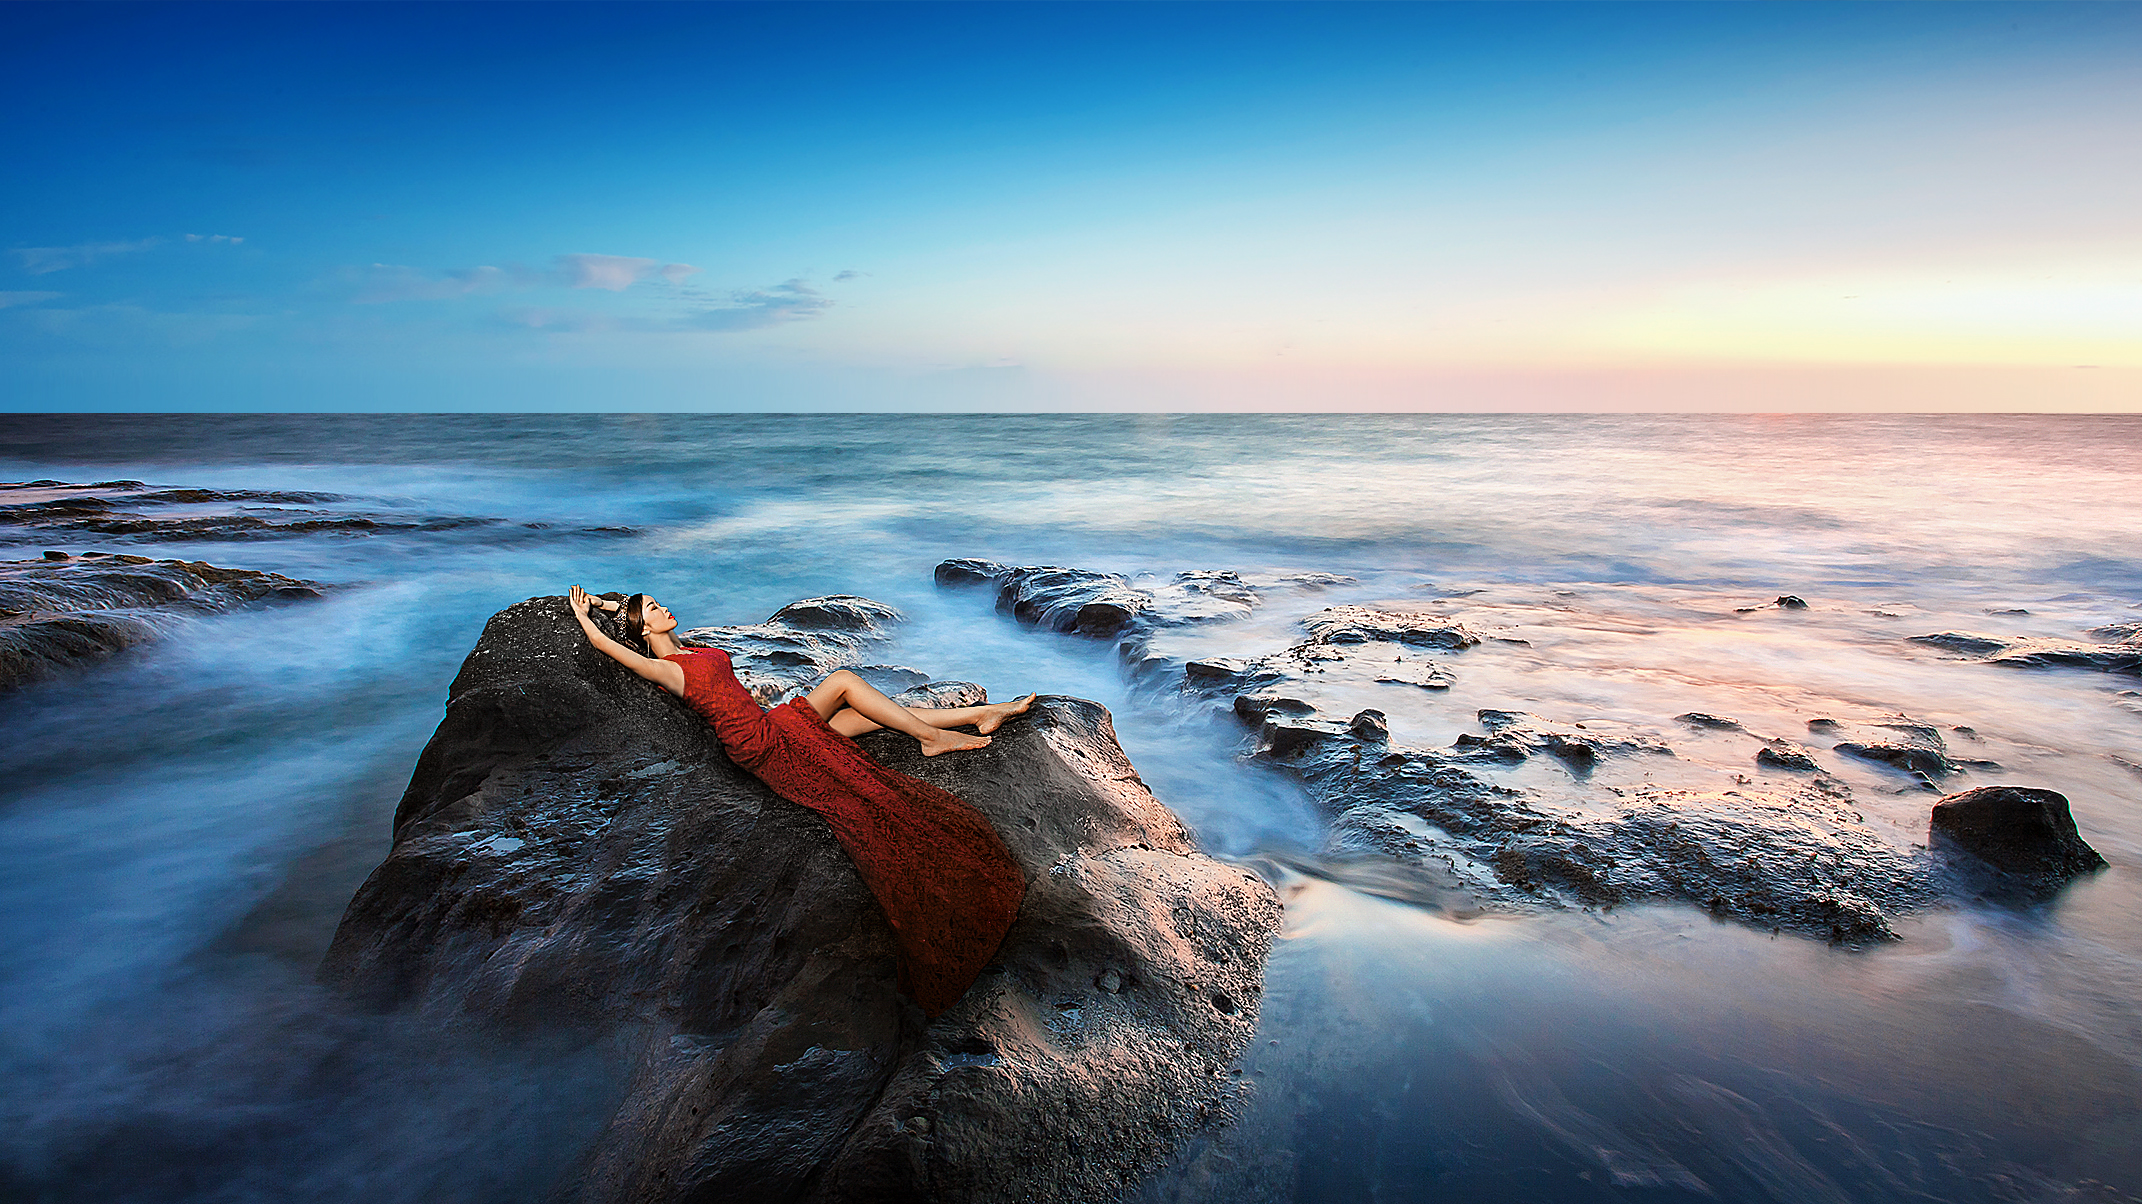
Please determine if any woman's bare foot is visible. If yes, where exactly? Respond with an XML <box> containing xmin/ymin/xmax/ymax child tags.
<box><xmin>919</xmin><ymin>729</ymin><xmax>992</xmax><ymax>756</ymax></box>
<box><xmin>975</xmin><ymin>693</ymin><xmax>1036</xmax><ymax>735</ymax></box>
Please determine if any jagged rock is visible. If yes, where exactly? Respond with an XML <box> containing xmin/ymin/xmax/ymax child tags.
<box><xmin>1930</xmin><ymin>786</ymin><xmax>2107</xmax><ymax>893</ymax></box>
<box><xmin>1372</xmin><ymin>661</ymin><xmax>1454</xmax><ymax>691</ymax></box>
<box><xmin>0</xmin><ymin>552</ymin><xmax>324</xmax><ymax>689</ymax></box>
<box><xmin>1756</xmin><ymin>743</ymin><xmax>1821</xmax><ymax>772</ymax></box>
<box><xmin>936</xmin><ymin>560</ymin><xmax>1270</xmax><ymax>639</ymax></box>
<box><xmin>0</xmin><ymin>478</ymin><xmax>634</xmax><ymax>544</ymax></box>
<box><xmin>1298</xmin><ymin>605</ymin><xmax>1478</xmax><ymax>649</ymax></box>
<box><xmin>1833</xmin><ymin>740</ymin><xmax>1955</xmax><ymax>778</ymax></box>
<box><xmin>1910</xmin><ymin>632</ymin><xmax>2011</xmax><ymax>655</ymax></box>
<box><xmin>1823</xmin><ymin>718</ymin><xmax>1959</xmax><ymax>778</ymax></box>
<box><xmin>1905</xmin><ymin>626</ymin><xmax>2142</xmax><ymax>677</ymax></box>
<box><xmin>1987</xmin><ymin>639</ymin><xmax>2142</xmax><ymax>675</ymax></box>
<box><xmin>322</xmin><ymin>595</ymin><xmax>1279</xmax><ymax>1204</ymax></box>
<box><xmin>1735</xmin><ymin>595</ymin><xmax>1809</xmax><ymax>613</ymax></box>
<box><xmin>934</xmin><ymin>560</ymin><xmax>1150</xmax><ymax>636</ymax></box>
<box><xmin>1348</xmin><ymin>710</ymin><xmax>1389</xmax><ymax>741</ymax></box>
<box><xmin>1450</xmin><ymin>710</ymin><xmax>1670</xmax><ymax>771</ymax></box>
<box><xmin>1675</xmin><ymin>712</ymin><xmax>1743</xmax><ymax>730</ymax></box>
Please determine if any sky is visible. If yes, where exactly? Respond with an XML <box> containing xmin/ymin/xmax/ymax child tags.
<box><xmin>2</xmin><ymin>1</ymin><xmax>2138</xmax><ymax>412</ymax></box>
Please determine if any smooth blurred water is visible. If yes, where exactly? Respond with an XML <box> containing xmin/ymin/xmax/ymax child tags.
<box><xmin>2</xmin><ymin>413</ymin><xmax>2137</xmax><ymax>1202</ymax></box>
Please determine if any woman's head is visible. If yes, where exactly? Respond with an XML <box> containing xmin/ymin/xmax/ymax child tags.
<box><xmin>623</xmin><ymin>594</ymin><xmax>679</xmax><ymax>643</ymax></box>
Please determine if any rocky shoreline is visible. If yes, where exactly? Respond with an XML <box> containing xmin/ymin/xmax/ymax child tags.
<box><xmin>0</xmin><ymin>550</ymin><xmax>326</xmax><ymax>690</ymax></box>
<box><xmin>938</xmin><ymin>558</ymin><xmax>2112</xmax><ymax>942</ymax></box>
<box><xmin>0</xmin><ymin>478</ymin><xmax>637</xmax><ymax>544</ymax></box>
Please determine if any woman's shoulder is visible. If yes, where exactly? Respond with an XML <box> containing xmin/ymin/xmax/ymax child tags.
<box><xmin>663</xmin><ymin>645</ymin><xmax>730</xmax><ymax>662</ymax></box>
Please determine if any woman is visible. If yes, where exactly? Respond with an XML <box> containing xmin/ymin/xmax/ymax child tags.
<box><xmin>567</xmin><ymin>584</ymin><xmax>1028</xmax><ymax>1016</ymax></box>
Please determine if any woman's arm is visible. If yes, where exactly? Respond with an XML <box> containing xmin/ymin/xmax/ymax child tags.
<box><xmin>569</xmin><ymin>585</ymin><xmax>686</xmax><ymax>696</ymax></box>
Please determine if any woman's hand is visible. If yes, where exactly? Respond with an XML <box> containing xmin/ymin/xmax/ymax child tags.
<box><xmin>569</xmin><ymin>584</ymin><xmax>595</xmax><ymax>621</ymax></box>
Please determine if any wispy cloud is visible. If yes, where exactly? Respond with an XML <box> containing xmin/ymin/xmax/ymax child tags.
<box><xmin>0</xmin><ymin>291</ymin><xmax>63</xmax><ymax>308</ymax></box>
<box><xmin>352</xmin><ymin>252</ymin><xmax>700</xmax><ymax>303</ymax></box>
<box><xmin>682</xmin><ymin>279</ymin><xmax>832</xmax><ymax>331</ymax></box>
<box><xmin>185</xmin><ymin>234</ymin><xmax>244</xmax><ymax>245</ymax></box>
<box><xmin>832</xmin><ymin>269</ymin><xmax>866</xmax><ymax>282</ymax></box>
<box><xmin>14</xmin><ymin>238</ymin><xmax>162</xmax><ymax>275</ymax></box>
<box><xmin>353</xmin><ymin>263</ymin><xmax>528</xmax><ymax>304</ymax></box>
<box><xmin>557</xmin><ymin>253</ymin><xmax>699</xmax><ymax>291</ymax></box>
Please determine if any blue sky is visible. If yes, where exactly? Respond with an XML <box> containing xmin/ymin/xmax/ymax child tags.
<box><xmin>3</xmin><ymin>1</ymin><xmax>2138</xmax><ymax>411</ymax></box>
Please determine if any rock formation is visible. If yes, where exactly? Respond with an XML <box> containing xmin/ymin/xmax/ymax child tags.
<box><xmin>322</xmin><ymin>594</ymin><xmax>1281</xmax><ymax>1203</ymax></box>
<box><xmin>940</xmin><ymin>557</ymin><xmax>2114</xmax><ymax>944</ymax></box>
<box><xmin>0</xmin><ymin>551</ymin><xmax>324</xmax><ymax>690</ymax></box>
<box><xmin>0</xmin><ymin>478</ymin><xmax>635</xmax><ymax>543</ymax></box>
<box><xmin>1930</xmin><ymin>785</ymin><xmax>2107</xmax><ymax>895</ymax></box>
<box><xmin>1909</xmin><ymin>627</ymin><xmax>2142</xmax><ymax>677</ymax></box>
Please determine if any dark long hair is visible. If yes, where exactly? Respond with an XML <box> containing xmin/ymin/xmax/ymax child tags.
<box><xmin>623</xmin><ymin>593</ymin><xmax>649</xmax><ymax>644</ymax></box>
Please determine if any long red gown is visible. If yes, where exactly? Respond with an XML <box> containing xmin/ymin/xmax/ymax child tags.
<box><xmin>665</xmin><ymin>647</ymin><xmax>1026</xmax><ymax>1016</ymax></box>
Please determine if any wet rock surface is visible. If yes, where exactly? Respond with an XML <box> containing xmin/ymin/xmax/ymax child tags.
<box><xmin>949</xmin><ymin>557</ymin><xmax>2116</xmax><ymax>945</ymax></box>
<box><xmin>1910</xmin><ymin>627</ymin><xmax>2142</xmax><ymax>676</ymax></box>
<box><xmin>1247</xmin><ymin>702</ymin><xmax>1933</xmax><ymax>941</ymax></box>
<box><xmin>0</xmin><ymin>479</ymin><xmax>636</xmax><ymax>544</ymax></box>
<box><xmin>668</xmin><ymin>593</ymin><xmax>929</xmax><ymax>703</ymax></box>
<box><xmin>1930</xmin><ymin>786</ymin><xmax>2108</xmax><ymax>894</ymax></box>
<box><xmin>323</xmin><ymin>595</ymin><xmax>1280</xmax><ymax>1204</ymax></box>
<box><xmin>0</xmin><ymin>551</ymin><xmax>325</xmax><ymax>689</ymax></box>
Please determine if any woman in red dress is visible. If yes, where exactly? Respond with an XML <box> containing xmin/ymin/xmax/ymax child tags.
<box><xmin>567</xmin><ymin>585</ymin><xmax>1029</xmax><ymax>1016</ymax></box>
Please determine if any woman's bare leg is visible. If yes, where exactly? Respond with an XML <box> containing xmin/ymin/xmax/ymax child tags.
<box><xmin>806</xmin><ymin>671</ymin><xmax>1028</xmax><ymax>755</ymax></box>
<box><xmin>827</xmin><ymin>693</ymin><xmax>1035</xmax><ymax>739</ymax></box>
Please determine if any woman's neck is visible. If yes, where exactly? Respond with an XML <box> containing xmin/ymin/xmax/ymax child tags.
<box><xmin>647</xmin><ymin>631</ymin><xmax>682</xmax><ymax>658</ymax></box>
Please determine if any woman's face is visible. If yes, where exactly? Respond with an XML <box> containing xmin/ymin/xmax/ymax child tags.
<box><xmin>641</xmin><ymin>597</ymin><xmax>679</xmax><ymax>635</ymax></box>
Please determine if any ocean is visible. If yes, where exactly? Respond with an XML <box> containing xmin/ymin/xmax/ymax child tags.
<box><xmin>2</xmin><ymin>413</ymin><xmax>2138</xmax><ymax>1202</ymax></box>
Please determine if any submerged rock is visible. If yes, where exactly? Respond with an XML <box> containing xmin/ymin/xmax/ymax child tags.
<box><xmin>0</xmin><ymin>551</ymin><xmax>324</xmax><ymax>689</ymax></box>
<box><xmin>1755</xmin><ymin>742</ymin><xmax>1822</xmax><ymax>772</ymax></box>
<box><xmin>1907</xmin><ymin>628</ymin><xmax>2142</xmax><ymax>677</ymax></box>
<box><xmin>1816</xmin><ymin>717</ymin><xmax>2000</xmax><ymax>784</ymax></box>
<box><xmin>0</xmin><ymin>478</ymin><xmax>635</xmax><ymax>544</ymax></box>
<box><xmin>1930</xmin><ymin>786</ymin><xmax>2108</xmax><ymax>893</ymax></box>
<box><xmin>1736</xmin><ymin>594</ymin><xmax>1810</xmax><ymax>613</ymax></box>
<box><xmin>323</xmin><ymin>595</ymin><xmax>1279</xmax><ymax>1203</ymax></box>
<box><xmin>935</xmin><ymin>560</ymin><xmax>1154</xmax><ymax>637</ymax></box>
<box><xmin>935</xmin><ymin>559</ymin><xmax>1274</xmax><ymax>641</ymax></box>
<box><xmin>670</xmin><ymin>593</ymin><xmax>917</xmax><ymax>702</ymax></box>
<box><xmin>1675</xmin><ymin>712</ymin><xmax>1744</xmax><ymax>731</ymax></box>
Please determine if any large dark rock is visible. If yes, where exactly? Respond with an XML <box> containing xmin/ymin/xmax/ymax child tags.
<box><xmin>323</xmin><ymin>595</ymin><xmax>1280</xmax><ymax>1204</ymax></box>
<box><xmin>0</xmin><ymin>551</ymin><xmax>325</xmax><ymax>689</ymax></box>
<box><xmin>1930</xmin><ymin>786</ymin><xmax>2108</xmax><ymax>891</ymax></box>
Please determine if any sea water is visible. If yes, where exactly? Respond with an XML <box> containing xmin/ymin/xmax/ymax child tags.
<box><xmin>1</xmin><ymin>414</ymin><xmax>2137</xmax><ymax>1202</ymax></box>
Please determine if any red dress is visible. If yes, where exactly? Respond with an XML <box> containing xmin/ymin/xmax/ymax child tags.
<box><xmin>665</xmin><ymin>647</ymin><xmax>1026</xmax><ymax>1016</ymax></box>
